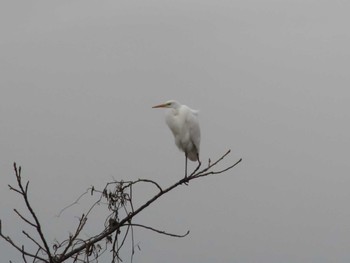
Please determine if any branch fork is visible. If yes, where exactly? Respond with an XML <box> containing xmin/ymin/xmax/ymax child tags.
<box><xmin>1</xmin><ymin>150</ymin><xmax>242</xmax><ymax>263</ymax></box>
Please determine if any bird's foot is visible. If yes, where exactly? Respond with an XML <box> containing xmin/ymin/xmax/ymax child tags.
<box><xmin>181</xmin><ymin>175</ymin><xmax>189</xmax><ymax>186</ymax></box>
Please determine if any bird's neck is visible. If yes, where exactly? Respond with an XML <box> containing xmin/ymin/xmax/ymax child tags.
<box><xmin>171</xmin><ymin>107</ymin><xmax>180</xmax><ymax>115</ymax></box>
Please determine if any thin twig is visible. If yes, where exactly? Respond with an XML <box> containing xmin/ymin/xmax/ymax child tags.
<box><xmin>13</xmin><ymin>163</ymin><xmax>53</xmax><ymax>261</ymax></box>
<box><xmin>56</xmin><ymin>189</ymin><xmax>91</xmax><ymax>217</ymax></box>
<box><xmin>116</xmin><ymin>220</ymin><xmax>131</xmax><ymax>256</ymax></box>
<box><xmin>60</xmin><ymin>215</ymin><xmax>88</xmax><ymax>258</ymax></box>
<box><xmin>194</xmin><ymin>158</ymin><xmax>242</xmax><ymax>179</ymax></box>
<box><xmin>131</xmin><ymin>179</ymin><xmax>163</xmax><ymax>193</ymax></box>
<box><xmin>14</xmin><ymin>209</ymin><xmax>36</xmax><ymax>228</ymax></box>
<box><xmin>2</xmin><ymin>151</ymin><xmax>241</xmax><ymax>263</ymax></box>
<box><xmin>33</xmin><ymin>247</ymin><xmax>41</xmax><ymax>263</ymax></box>
<box><xmin>8</xmin><ymin>184</ymin><xmax>23</xmax><ymax>195</ymax></box>
<box><xmin>22</xmin><ymin>231</ymin><xmax>45</xmax><ymax>252</ymax></box>
<box><xmin>59</xmin><ymin>151</ymin><xmax>241</xmax><ymax>262</ymax></box>
<box><xmin>130</xmin><ymin>223</ymin><xmax>135</xmax><ymax>263</ymax></box>
<box><xmin>21</xmin><ymin>245</ymin><xmax>28</xmax><ymax>263</ymax></box>
<box><xmin>124</xmin><ymin>224</ymin><xmax>190</xmax><ymax>238</ymax></box>
<box><xmin>0</xmin><ymin>230</ymin><xmax>48</xmax><ymax>263</ymax></box>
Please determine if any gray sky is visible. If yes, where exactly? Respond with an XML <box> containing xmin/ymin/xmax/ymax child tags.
<box><xmin>1</xmin><ymin>0</ymin><xmax>350</xmax><ymax>262</ymax></box>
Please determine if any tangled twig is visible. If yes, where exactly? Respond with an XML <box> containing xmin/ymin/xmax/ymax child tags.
<box><xmin>0</xmin><ymin>150</ymin><xmax>242</xmax><ymax>263</ymax></box>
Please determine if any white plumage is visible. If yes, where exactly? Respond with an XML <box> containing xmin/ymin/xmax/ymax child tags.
<box><xmin>152</xmin><ymin>100</ymin><xmax>201</xmax><ymax>163</ymax></box>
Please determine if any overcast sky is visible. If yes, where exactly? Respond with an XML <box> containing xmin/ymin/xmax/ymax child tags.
<box><xmin>1</xmin><ymin>0</ymin><xmax>350</xmax><ymax>262</ymax></box>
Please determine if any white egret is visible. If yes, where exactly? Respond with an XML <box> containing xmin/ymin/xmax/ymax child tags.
<box><xmin>152</xmin><ymin>100</ymin><xmax>201</xmax><ymax>177</ymax></box>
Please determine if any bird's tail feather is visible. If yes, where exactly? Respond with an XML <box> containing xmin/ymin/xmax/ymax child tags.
<box><xmin>187</xmin><ymin>151</ymin><xmax>199</xmax><ymax>161</ymax></box>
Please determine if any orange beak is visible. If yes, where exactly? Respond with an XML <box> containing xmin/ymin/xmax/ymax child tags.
<box><xmin>152</xmin><ymin>103</ymin><xmax>167</xmax><ymax>108</ymax></box>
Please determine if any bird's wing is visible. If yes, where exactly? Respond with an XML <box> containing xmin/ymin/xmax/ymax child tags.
<box><xmin>187</xmin><ymin>110</ymin><xmax>201</xmax><ymax>153</ymax></box>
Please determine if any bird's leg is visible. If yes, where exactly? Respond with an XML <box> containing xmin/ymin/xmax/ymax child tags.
<box><xmin>185</xmin><ymin>153</ymin><xmax>188</xmax><ymax>178</ymax></box>
<box><xmin>182</xmin><ymin>153</ymin><xmax>189</xmax><ymax>186</ymax></box>
<box><xmin>192</xmin><ymin>153</ymin><xmax>201</xmax><ymax>175</ymax></box>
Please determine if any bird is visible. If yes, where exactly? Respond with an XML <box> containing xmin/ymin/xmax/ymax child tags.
<box><xmin>152</xmin><ymin>100</ymin><xmax>201</xmax><ymax>177</ymax></box>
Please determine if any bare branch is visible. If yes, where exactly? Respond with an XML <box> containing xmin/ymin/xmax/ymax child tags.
<box><xmin>116</xmin><ymin>222</ymin><xmax>131</xmax><ymax>256</ymax></box>
<box><xmin>57</xmin><ymin>150</ymin><xmax>241</xmax><ymax>262</ymax></box>
<box><xmin>33</xmin><ymin>247</ymin><xmax>41</xmax><ymax>263</ymax></box>
<box><xmin>56</xmin><ymin>189</ymin><xmax>91</xmax><ymax>217</ymax></box>
<box><xmin>0</xmin><ymin>229</ymin><xmax>48</xmax><ymax>263</ymax></box>
<box><xmin>12</xmin><ymin>163</ymin><xmax>53</xmax><ymax>261</ymax></box>
<box><xmin>2</xmin><ymin>151</ymin><xmax>241</xmax><ymax>262</ymax></box>
<box><xmin>22</xmin><ymin>230</ymin><xmax>45</xmax><ymax>252</ymax></box>
<box><xmin>125</xmin><ymin>224</ymin><xmax>190</xmax><ymax>238</ymax></box>
<box><xmin>21</xmin><ymin>245</ymin><xmax>28</xmax><ymax>263</ymax></box>
<box><xmin>60</xmin><ymin>215</ymin><xmax>88</xmax><ymax>258</ymax></box>
<box><xmin>8</xmin><ymin>184</ymin><xmax>23</xmax><ymax>195</ymax></box>
<box><xmin>124</xmin><ymin>179</ymin><xmax>163</xmax><ymax>193</ymax></box>
<box><xmin>193</xmin><ymin>158</ymin><xmax>242</xmax><ymax>179</ymax></box>
<box><xmin>192</xmin><ymin>149</ymin><xmax>232</xmax><ymax>177</ymax></box>
<box><xmin>13</xmin><ymin>209</ymin><xmax>36</xmax><ymax>228</ymax></box>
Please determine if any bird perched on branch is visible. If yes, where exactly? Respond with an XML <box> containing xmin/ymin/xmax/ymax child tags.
<box><xmin>152</xmin><ymin>100</ymin><xmax>201</xmax><ymax>177</ymax></box>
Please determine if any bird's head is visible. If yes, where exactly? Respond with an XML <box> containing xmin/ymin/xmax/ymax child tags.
<box><xmin>152</xmin><ymin>100</ymin><xmax>180</xmax><ymax>109</ymax></box>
